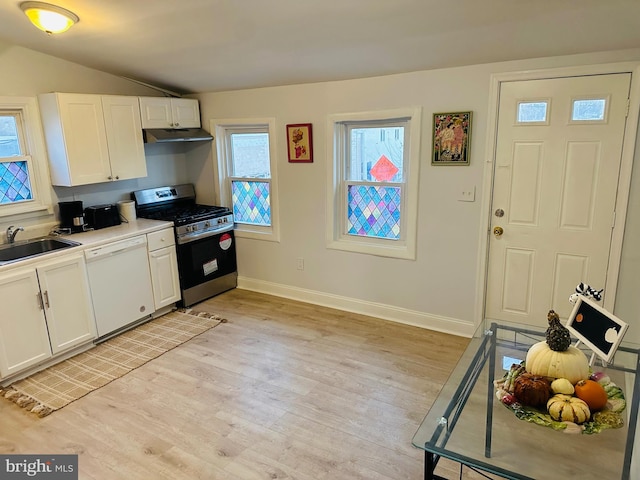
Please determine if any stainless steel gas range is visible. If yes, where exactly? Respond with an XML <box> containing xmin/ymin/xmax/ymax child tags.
<box><xmin>132</xmin><ymin>184</ymin><xmax>237</xmax><ymax>307</ymax></box>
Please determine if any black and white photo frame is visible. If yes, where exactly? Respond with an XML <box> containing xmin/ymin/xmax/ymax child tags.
<box><xmin>565</xmin><ymin>295</ymin><xmax>628</xmax><ymax>363</ymax></box>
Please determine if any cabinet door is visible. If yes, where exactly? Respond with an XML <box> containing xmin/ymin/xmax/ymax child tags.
<box><xmin>138</xmin><ymin>97</ymin><xmax>173</xmax><ymax>128</ymax></box>
<box><xmin>37</xmin><ymin>254</ymin><xmax>97</xmax><ymax>355</ymax></box>
<box><xmin>0</xmin><ymin>269</ymin><xmax>52</xmax><ymax>378</ymax></box>
<box><xmin>149</xmin><ymin>246</ymin><xmax>181</xmax><ymax>309</ymax></box>
<box><xmin>55</xmin><ymin>93</ymin><xmax>113</xmax><ymax>185</ymax></box>
<box><xmin>171</xmin><ymin>98</ymin><xmax>200</xmax><ymax>128</ymax></box>
<box><xmin>101</xmin><ymin>96</ymin><xmax>147</xmax><ymax>181</ymax></box>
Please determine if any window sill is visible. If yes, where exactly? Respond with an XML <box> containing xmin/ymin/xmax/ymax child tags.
<box><xmin>234</xmin><ymin>225</ymin><xmax>280</xmax><ymax>243</ymax></box>
<box><xmin>1</xmin><ymin>203</ymin><xmax>52</xmax><ymax>220</ymax></box>
<box><xmin>327</xmin><ymin>238</ymin><xmax>415</xmax><ymax>260</ymax></box>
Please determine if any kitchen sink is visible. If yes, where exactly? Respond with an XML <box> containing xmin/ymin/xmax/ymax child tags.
<box><xmin>0</xmin><ymin>237</ymin><xmax>82</xmax><ymax>265</ymax></box>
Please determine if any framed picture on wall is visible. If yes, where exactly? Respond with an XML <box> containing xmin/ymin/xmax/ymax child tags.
<box><xmin>432</xmin><ymin>111</ymin><xmax>472</xmax><ymax>165</ymax></box>
<box><xmin>286</xmin><ymin>123</ymin><xmax>313</xmax><ymax>163</ymax></box>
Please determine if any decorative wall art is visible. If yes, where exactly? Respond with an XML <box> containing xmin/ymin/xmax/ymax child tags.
<box><xmin>286</xmin><ymin>123</ymin><xmax>313</xmax><ymax>163</ymax></box>
<box><xmin>432</xmin><ymin>111</ymin><xmax>472</xmax><ymax>165</ymax></box>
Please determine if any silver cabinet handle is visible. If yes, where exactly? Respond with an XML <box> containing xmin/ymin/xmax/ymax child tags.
<box><xmin>43</xmin><ymin>291</ymin><xmax>50</xmax><ymax>308</ymax></box>
<box><xmin>37</xmin><ymin>292</ymin><xmax>44</xmax><ymax>310</ymax></box>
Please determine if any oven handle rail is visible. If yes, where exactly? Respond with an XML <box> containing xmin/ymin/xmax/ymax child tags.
<box><xmin>176</xmin><ymin>223</ymin><xmax>234</xmax><ymax>245</ymax></box>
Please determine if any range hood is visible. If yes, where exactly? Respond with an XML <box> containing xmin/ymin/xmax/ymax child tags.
<box><xmin>143</xmin><ymin>128</ymin><xmax>213</xmax><ymax>144</ymax></box>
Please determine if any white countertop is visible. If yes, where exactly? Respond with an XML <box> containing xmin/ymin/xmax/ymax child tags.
<box><xmin>0</xmin><ymin>218</ymin><xmax>173</xmax><ymax>273</ymax></box>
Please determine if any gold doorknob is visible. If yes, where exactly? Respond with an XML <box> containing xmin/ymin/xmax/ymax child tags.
<box><xmin>493</xmin><ymin>226</ymin><xmax>504</xmax><ymax>237</ymax></box>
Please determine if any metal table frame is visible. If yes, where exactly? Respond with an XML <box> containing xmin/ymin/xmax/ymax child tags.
<box><xmin>418</xmin><ymin>322</ymin><xmax>640</xmax><ymax>480</ymax></box>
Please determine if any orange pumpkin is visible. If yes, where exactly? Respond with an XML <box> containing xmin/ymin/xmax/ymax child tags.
<box><xmin>574</xmin><ymin>379</ymin><xmax>608</xmax><ymax>411</ymax></box>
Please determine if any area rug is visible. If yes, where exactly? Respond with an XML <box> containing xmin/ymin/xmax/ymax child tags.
<box><xmin>0</xmin><ymin>308</ymin><xmax>224</xmax><ymax>417</ymax></box>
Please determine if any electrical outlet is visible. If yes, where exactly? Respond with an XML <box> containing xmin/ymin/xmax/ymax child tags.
<box><xmin>458</xmin><ymin>186</ymin><xmax>476</xmax><ymax>202</ymax></box>
<box><xmin>296</xmin><ymin>257</ymin><xmax>304</xmax><ymax>270</ymax></box>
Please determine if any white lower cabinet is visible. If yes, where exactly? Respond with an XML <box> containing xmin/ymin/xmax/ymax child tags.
<box><xmin>38</xmin><ymin>254</ymin><xmax>97</xmax><ymax>354</ymax></box>
<box><xmin>147</xmin><ymin>228</ymin><xmax>181</xmax><ymax>309</ymax></box>
<box><xmin>0</xmin><ymin>254</ymin><xmax>96</xmax><ymax>379</ymax></box>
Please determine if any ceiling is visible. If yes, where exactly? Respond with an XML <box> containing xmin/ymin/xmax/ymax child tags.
<box><xmin>2</xmin><ymin>0</ymin><xmax>640</xmax><ymax>95</ymax></box>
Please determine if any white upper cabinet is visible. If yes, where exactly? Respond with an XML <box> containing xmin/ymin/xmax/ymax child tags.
<box><xmin>138</xmin><ymin>97</ymin><xmax>201</xmax><ymax>129</ymax></box>
<box><xmin>101</xmin><ymin>96</ymin><xmax>148</xmax><ymax>181</ymax></box>
<box><xmin>38</xmin><ymin>93</ymin><xmax>147</xmax><ymax>186</ymax></box>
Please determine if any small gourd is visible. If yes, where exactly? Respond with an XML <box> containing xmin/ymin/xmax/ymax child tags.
<box><xmin>550</xmin><ymin>378</ymin><xmax>575</xmax><ymax>395</ymax></box>
<box><xmin>525</xmin><ymin>310</ymin><xmax>589</xmax><ymax>384</ymax></box>
<box><xmin>545</xmin><ymin>310</ymin><xmax>571</xmax><ymax>351</ymax></box>
<box><xmin>547</xmin><ymin>394</ymin><xmax>591</xmax><ymax>424</ymax></box>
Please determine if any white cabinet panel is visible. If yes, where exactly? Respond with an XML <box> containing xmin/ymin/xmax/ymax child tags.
<box><xmin>0</xmin><ymin>268</ymin><xmax>52</xmax><ymax>378</ymax></box>
<box><xmin>39</xmin><ymin>93</ymin><xmax>147</xmax><ymax>186</ymax></box>
<box><xmin>38</xmin><ymin>254</ymin><xmax>97</xmax><ymax>354</ymax></box>
<box><xmin>0</xmin><ymin>254</ymin><xmax>97</xmax><ymax>379</ymax></box>
<box><xmin>147</xmin><ymin>227</ymin><xmax>180</xmax><ymax>309</ymax></box>
<box><xmin>101</xmin><ymin>96</ymin><xmax>147</xmax><ymax>181</ymax></box>
<box><xmin>149</xmin><ymin>246</ymin><xmax>181</xmax><ymax>309</ymax></box>
<box><xmin>39</xmin><ymin>93</ymin><xmax>112</xmax><ymax>186</ymax></box>
<box><xmin>139</xmin><ymin>97</ymin><xmax>200</xmax><ymax>129</ymax></box>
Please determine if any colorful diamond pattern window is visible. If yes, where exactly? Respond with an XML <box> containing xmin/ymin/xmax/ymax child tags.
<box><xmin>347</xmin><ymin>184</ymin><xmax>400</xmax><ymax>239</ymax></box>
<box><xmin>0</xmin><ymin>160</ymin><xmax>32</xmax><ymax>204</ymax></box>
<box><xmin>232</xmin><ymin>180</ymin><xmax>271</xmax><ymax>226</ymax></box>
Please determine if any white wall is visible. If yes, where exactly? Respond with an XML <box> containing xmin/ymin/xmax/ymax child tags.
<box><xmin>195</xmin><ymin>48</ymin><xmax>640</xmax><ymax>342</ymax></box>
<box><xmin>0</xmin><ymin>40</ymin><xmax>190</xmax><ymax>237</ymax></box>
<box><xmin>2</xmin><ymin>39</ymin><xmax>638</xmax><ymax>343</ymax></box>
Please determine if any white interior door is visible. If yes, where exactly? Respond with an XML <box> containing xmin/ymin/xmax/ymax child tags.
<box><xmin>486</xmin><ymin>73</ymin><xmax>631</xmax><ymax>329</ymax></box>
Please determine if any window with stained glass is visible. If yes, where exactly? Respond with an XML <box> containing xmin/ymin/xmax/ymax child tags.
<box><xmin>229</xmin><ymin>132</ymin><xmax>271</xmax><ymax>226</ymax></box>
<box><xmin>213</xmin><ymin>118</ymin><xmax>279</xmax><ymax>241</ymax></box>
<box><xmin>328</xmin><ymin>108</ymin><xmax>421</xmax><ymax>259</ymax></box>
<box><xmin>346</xmin><ymin>124</ymin><xmax>405</xmax><ymax>240</ymax></box>
<box><xmin>0</xmin><ymin>112</ymin><xmax>33</xmax><ymax>205</ymax></box>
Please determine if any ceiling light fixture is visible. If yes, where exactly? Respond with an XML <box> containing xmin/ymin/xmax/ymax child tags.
<box><xmin>20</xmin><ymin>1</ymin><xmax>79</xmax><ymax>34</ymax></box>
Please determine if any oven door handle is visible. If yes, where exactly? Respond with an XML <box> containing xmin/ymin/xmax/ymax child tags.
<box><xmin>177</xmin><ymin>224</ymin><xmax>234</xmax><ymax>245</ymax></box>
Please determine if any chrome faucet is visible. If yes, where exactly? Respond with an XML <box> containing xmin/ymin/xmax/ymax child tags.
<box><xmin>6</xmin><ymin>226</ymin><xmax>24</xmax><ymax>244</ymax></box>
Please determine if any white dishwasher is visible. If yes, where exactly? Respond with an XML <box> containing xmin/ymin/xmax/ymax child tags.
<box><xmin>85</xmin><ymin>235</ymin><xmax>155</xmax><ymax>338</ymax></box>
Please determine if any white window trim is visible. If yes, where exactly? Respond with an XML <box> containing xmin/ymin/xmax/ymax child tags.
<box><xmin>211</xmin><ymin>117</ymin><xmax>280</xmax><ymax>242</ymax></box>
<box><xmin>326</xmin><ymin>107</ymin><xmax>421</xmax><ymax>259</ymax></box>
<box><xmin>0</xmin><ymin>97</ymin><xmax>53</xmax><ymax>218</ymax></box>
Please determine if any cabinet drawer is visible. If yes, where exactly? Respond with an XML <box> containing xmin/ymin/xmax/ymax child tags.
<box><xmin>147</xmin><ymin>228</ymin><xmax>175</xmax><ymax>251</ymax></box>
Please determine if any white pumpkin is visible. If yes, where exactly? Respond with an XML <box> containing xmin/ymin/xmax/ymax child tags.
<box><xmin>525</xmin><ymin>341</ymin><xmax>589</xmax><ymax>384</ymax></box>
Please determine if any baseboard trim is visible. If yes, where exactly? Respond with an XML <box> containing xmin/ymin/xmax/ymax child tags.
<box><xmin>237</xmin><ymin>276</ymin><xmax>476</xmax><ymax>338</ymax></box>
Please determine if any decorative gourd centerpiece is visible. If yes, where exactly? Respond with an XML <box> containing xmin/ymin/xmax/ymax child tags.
<box><xmin>525</xmin><ymin>310</ymin><xmax>590</xmax><ymax>384</ymax></box>
<box><xmin>495</xmin><ymin>295</ymin><xmax>628</xmax><ymax>434</ymax></box>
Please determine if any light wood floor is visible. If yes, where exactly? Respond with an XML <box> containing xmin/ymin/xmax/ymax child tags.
<box><xmin>0</xmin><ymin>289</ymin><xmax>484</xmax><ymax>479</ymax></box>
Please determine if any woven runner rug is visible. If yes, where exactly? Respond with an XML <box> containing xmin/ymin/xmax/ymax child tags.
<box><xmin>0</xmin><ymin>308</ymin><xmax>223</xmax><ymax>417</ymax></box>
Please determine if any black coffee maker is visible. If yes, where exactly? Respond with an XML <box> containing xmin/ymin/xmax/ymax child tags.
<box><xmin>58</xmin><ymin>201</ymin><xmax>86</xmax><ymax>233</ymax></box>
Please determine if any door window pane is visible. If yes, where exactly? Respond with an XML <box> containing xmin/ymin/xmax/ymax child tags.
<box><xmin>572</xmin><ymin>99</ymin><xmax>606</xmax><ymax>121</ymax></box>
<box><xmin>517</xmin><ymin>101</ymin><xmax>548</xmax><ymax>123</ymax></box>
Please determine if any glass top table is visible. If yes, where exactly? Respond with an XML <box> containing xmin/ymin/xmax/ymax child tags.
<box><xmin>412</xmin><ymin>322</ymin><xmax>640</xmax><ymax>480</ymax></box>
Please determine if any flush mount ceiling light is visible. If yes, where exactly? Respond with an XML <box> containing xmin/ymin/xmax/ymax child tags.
<box><xmin>20</xmin><ymin>1</ymin><xmax>79</xmax><ymax>34</ymax></box>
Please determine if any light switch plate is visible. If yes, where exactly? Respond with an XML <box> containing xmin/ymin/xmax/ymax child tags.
<box><xmin>458</xmin><ymin>186</ymin><xmax>476</xmax><ymax>202</ymax></box>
